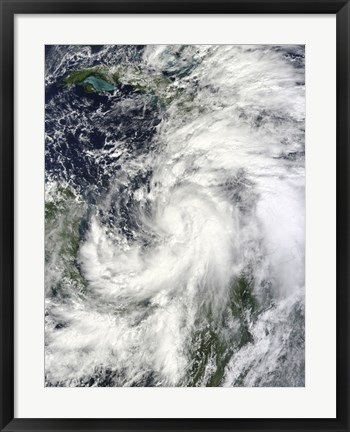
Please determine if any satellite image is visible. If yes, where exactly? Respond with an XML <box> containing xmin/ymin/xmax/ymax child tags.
<box><xmin>45</xmin><ymin>45</ymin><xmax>305</xmax><ymax>387</ymax></box>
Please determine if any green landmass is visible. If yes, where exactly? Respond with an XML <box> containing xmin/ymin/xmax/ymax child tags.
<box><xmin>62</xmin><ymin>67</ymin><xmax>109</xmax><ymax>86</ymax></box>
<box><xmin>187</xmin><ymin>275</ymin><xmax>260</xmax><ymax>387</ymax></box>
<box><xmin>45</xmin><ymin>185</ymin><xmax>87</xmax><ymax>298</ymax></box>
<box><xmin>59</xmin><ymin>62</ymin><xmax>199</xmax><ymax>111</ymax></box>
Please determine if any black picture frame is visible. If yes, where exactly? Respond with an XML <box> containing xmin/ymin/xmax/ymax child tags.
<box><xmin>1</xmin><ymin>1</ymin><xmax>349</xmax><ymax>431</ymax></box>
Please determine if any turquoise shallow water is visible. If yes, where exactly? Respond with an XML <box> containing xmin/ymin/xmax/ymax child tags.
<box><xmin>82</xmin><ymin>76</ymin><xmax>115</xmax><ymax>92</ymax></box>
